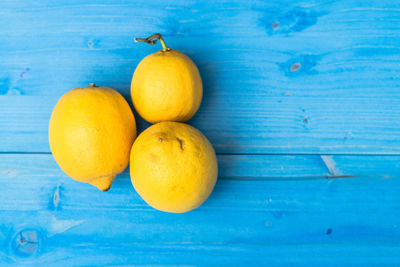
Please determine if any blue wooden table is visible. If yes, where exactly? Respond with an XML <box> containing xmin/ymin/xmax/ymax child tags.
<box><xmin>1</xmin><ymin>0</ymin><xmax>400</xmax><ymax>265</ymax></box>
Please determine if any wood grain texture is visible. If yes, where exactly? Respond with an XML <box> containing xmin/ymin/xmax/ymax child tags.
<box><xmin>1</xmin><ymin>0</ymin><xmax>400</xmax><ymax>153</ymax></box>
<box><xmin>1</xmin><ymin>0</ymin><xmax>400</xmax><ymax>265</ymax></box>
<box><xmin>2</xmin><ymin>95</ymin><xmax>400</xmax><ymax>154</ymax></box>
<box><xmin>1</xmin><ymin>154</ymin><xmax>400</xmax><ymax>265</ymax></box>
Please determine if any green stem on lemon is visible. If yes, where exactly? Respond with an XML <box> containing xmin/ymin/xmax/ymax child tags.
<box><xmin>90</xmin><ymin>83</ymin><xmax>98</xmax><ymax>87</ymax></box>
<box><xmin>134</xmin><ymin>33</ymin><xmax>170</xmax><ymax>52</ymax></box>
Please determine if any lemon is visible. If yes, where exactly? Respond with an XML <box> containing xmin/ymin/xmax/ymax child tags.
<box><xmin>131</xmin><ymin>34</ymin><xmax>202</xmax><ymax>124</ymax></box>
<box><xmin>49</xmin><ymin>83</ymin><xmax>137</xmax><ymax>191</ymax></box>
<box><xmin>130</xmin><ymin>121</ymin><xmax>218</xmax><ymax>213</ymax></box>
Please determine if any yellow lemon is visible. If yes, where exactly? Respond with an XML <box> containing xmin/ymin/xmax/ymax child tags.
<box><xmin>49</xmin><ymin>83</ymin><xmax>137</xmax><ymax>191</ymax></box>
<box><xmin>130</xmin><ymin>121</ymin><xmax>217</xmax><ymax>213</ymax></box>
<box><xmin>131</xmin><ymin>33</ymin><xmax>202</xmax><ymax>123</ymax></box>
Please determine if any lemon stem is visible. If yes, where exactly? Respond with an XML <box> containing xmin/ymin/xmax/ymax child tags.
<box><xmin>134</xmin><ymin>33</ymin><xmax>170</xmax><ymax>52</ymax></box>
<box><xmin>159</xmin><ymin>38</ymin><xmax>168</xmax><ymax>52</ymax></box>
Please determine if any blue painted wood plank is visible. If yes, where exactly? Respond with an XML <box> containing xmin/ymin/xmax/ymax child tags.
<box><xmin>1</xmin><ymin>0</ymin><xmax>400</xmax><ymax>153</ymax></box>
<box><xmin>2</xmin><ymin>95</ymin><xmax>400</xmax><ymax>154</ymax></box>
<box><xmin>1</xmin><ymin>154</ymin><xmax>400</xmax><ymax>265</ymax></box>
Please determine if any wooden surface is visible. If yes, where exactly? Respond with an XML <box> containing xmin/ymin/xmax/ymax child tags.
<box><xmin>1</xmin><ymin>0</ymin><xmax>400</xmax><ymax>265</ymax></box>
